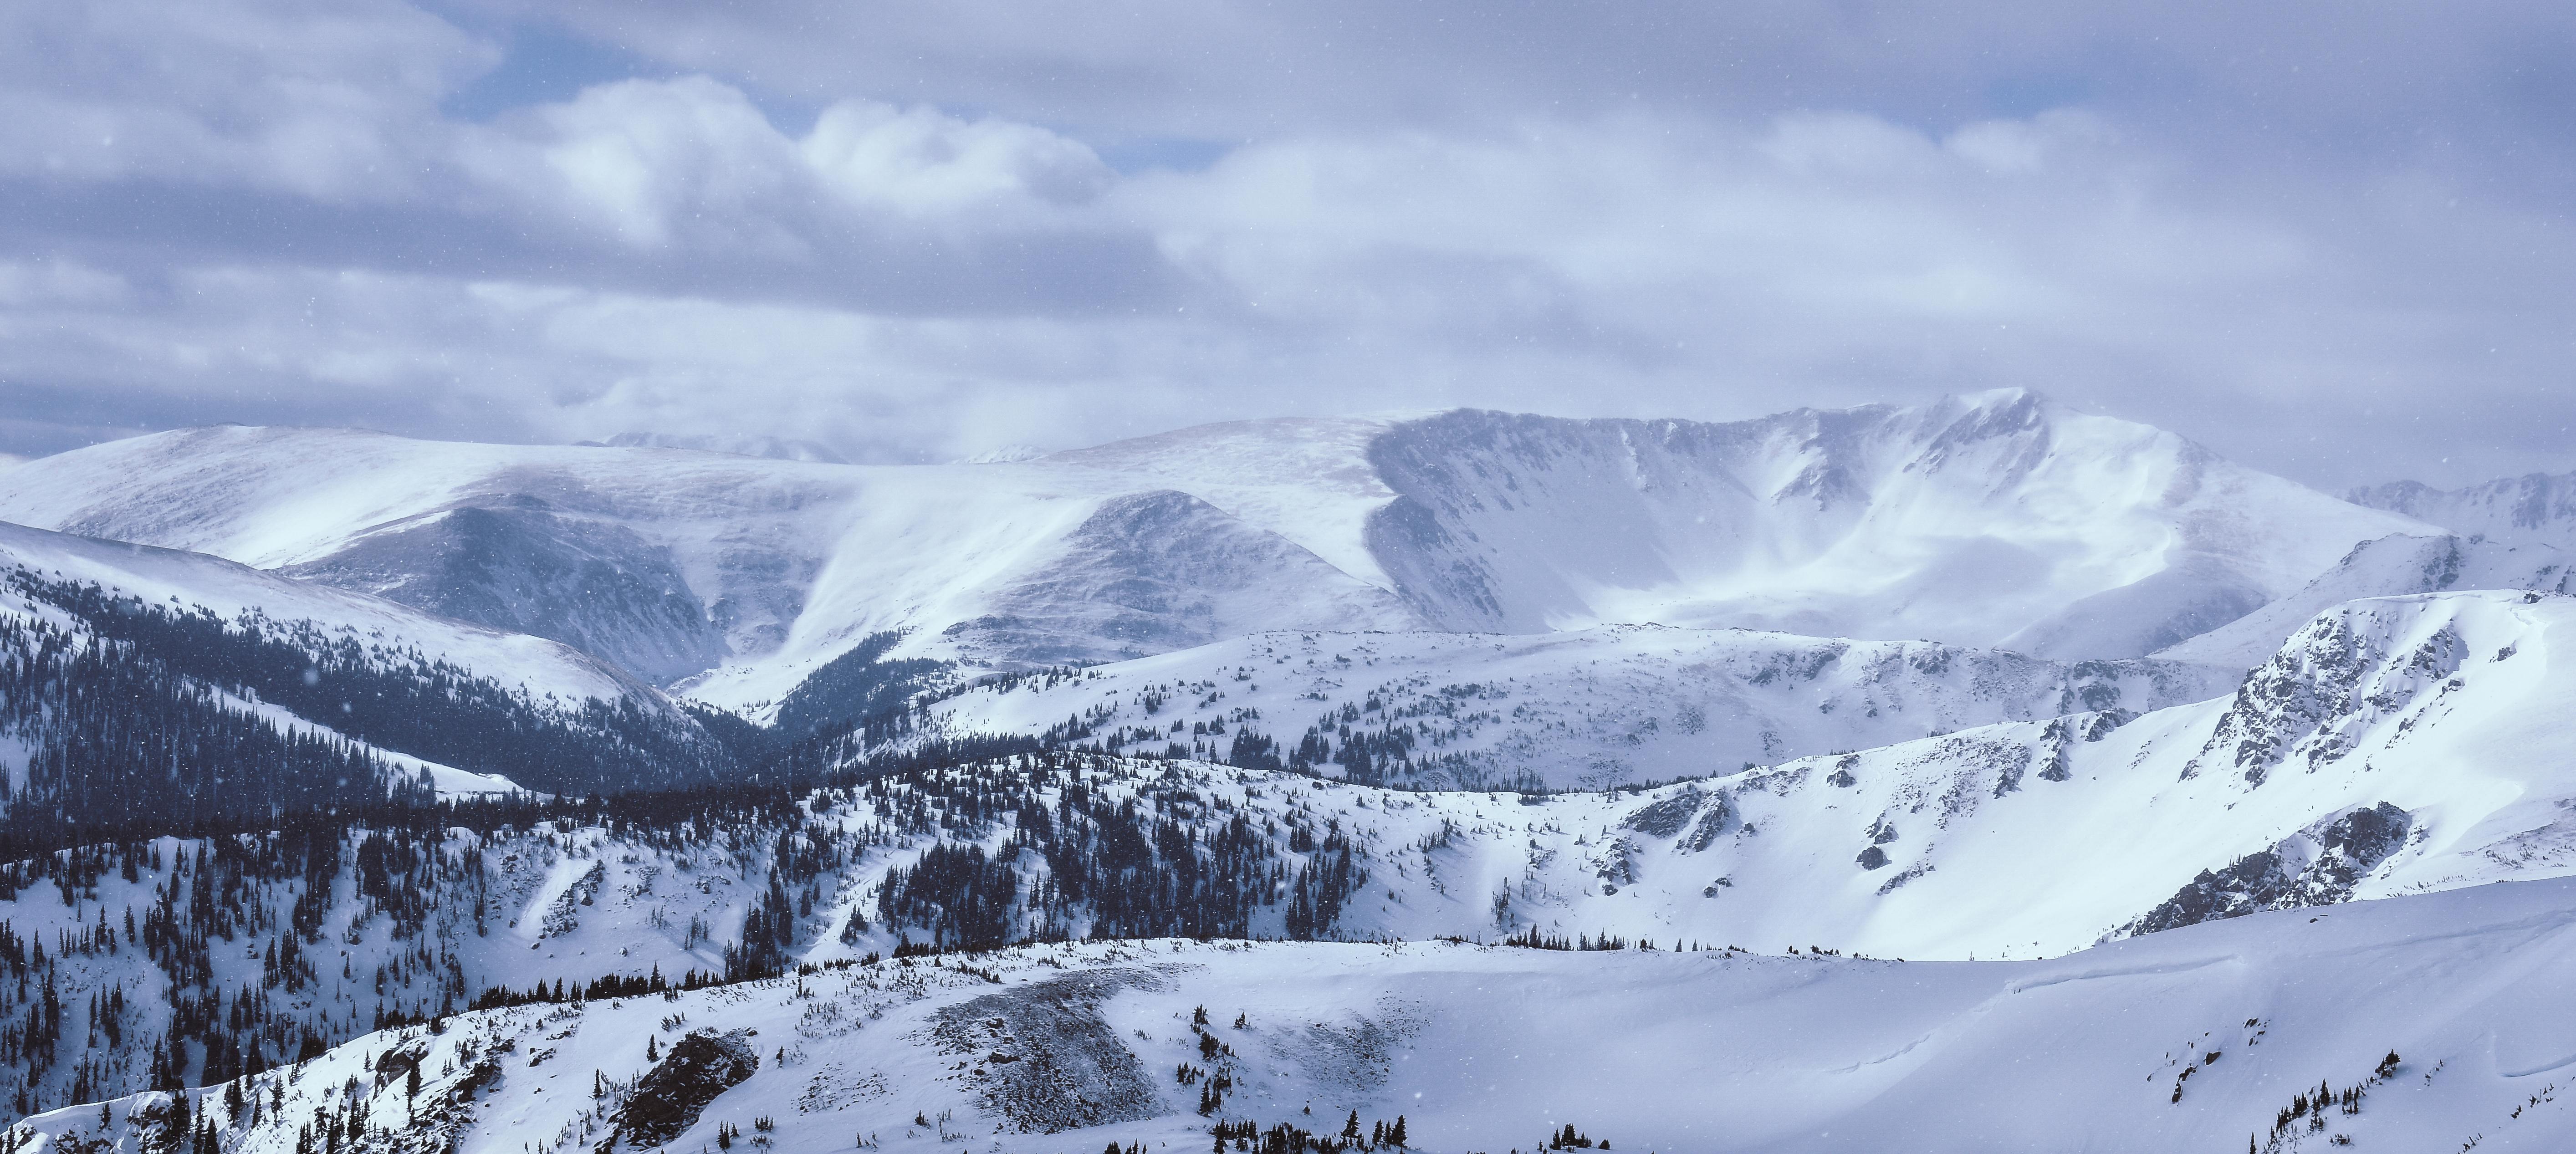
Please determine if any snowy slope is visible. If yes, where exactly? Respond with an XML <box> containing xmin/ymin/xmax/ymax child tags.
<box><xmin>0</xmin><ymin>520</ymin><xmax>726</xmax><ymax>800</ymax></box>
<box><xmin>1360</xmin><ymin>395</ymin><xmax>2430</xmax><ymax>659</ymax></box>
<box><xmin>889</xmin><ymin>626</ymin><xmax>2237</xmax><ymax>789</ymax></box>
<box><xmin>0</xmin><ymin>520</ymin><xmax>650</xmax><ymax>705</ymax></box>
<box><xmin>3</xmin><ymin>583</ymin><xmax>2571</xmax><ymax>1118</ymax></box>
<box><xmin>23</xmin><ymin>879</ymin><xmax>2576</xmax><ymax>1154</ymax></box>
<box><xmin>223</xmin><ymin>690</ymin><xmax>529</xmax><ymax>798</ymax></box>
<box><xmin>0</xmin><ymin>425</ymin><xmax>1421</xmax><ymax>698</ymax></box>
<box><xmin>815</xmin><ymin>591</ymin><xmax>2576</xmax><ymax>960</ymax></box>
<box><xmin>2353</xmin><ymin>471</ymin><xmax>2576</xmax><ymax>549</ymax></box>
<box><xmin>0</xmin><ymin>394</ymin><xmax>2431</xmax><ymax>709</ymax></box>
<box><xmin>2157</xmin><ymin>533</ymin><xmax>2576</xmax><ymax>667</ymax></box>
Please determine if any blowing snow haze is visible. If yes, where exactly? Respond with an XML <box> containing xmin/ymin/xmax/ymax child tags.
<box><xmin>6</xmin><ymin>5</ymin><xmax>2576</xmax><ymax>1153</ymax></box>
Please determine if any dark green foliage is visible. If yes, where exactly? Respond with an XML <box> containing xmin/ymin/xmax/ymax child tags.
<box><xmin>0</xmin><ymin>596</ymin><xmax>418</xmax><ymax>836</ymax></box>
<box><xmin>8</xmin><ymin>569</ymin><xmax>733</xmax><ymax>800</ymax></box>
<box><xmin>861</xmin><ymin>754</ymin><xmax>1369</xmax><ymax>947</ymax></box>
<box><xmin>1207</xmin><ymin>1113</ymin><xmax>1406</xmax><ymax>1154</ymax></box>
<box><xmin>769</xmin><ymin>632</ymin><xmax>948</xmax><ymax>747</ymax></box>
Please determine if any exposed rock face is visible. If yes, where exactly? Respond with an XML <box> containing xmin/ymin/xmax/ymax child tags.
<box><xmin>1621</xmin><ymin>788</ymin><xmax>1706</xmax><ymax>838</ymax></box>
<box><xmin>928</xmin><ymin>968</ymin><xmax>1169</xmax><ymax>1134</ymax></box>
<box><xmin>2123</xmin><ymin>803</ymin><xmax>2415</xmax><ymax>935</ymax></box>
<box><xmin>1677</xmin><ymin>797</ymin><xmax>1737</xmax><ymax>853</ymax></box>
<box><xmin>2185</xmin><ymin>602</ymin><xmax>2466</xmax><ymax>786</ymax></box>
<box><xmin>607</xmin><ymin>1030</ymin><xmax>759</xmax><ymax>1150</ymax></box>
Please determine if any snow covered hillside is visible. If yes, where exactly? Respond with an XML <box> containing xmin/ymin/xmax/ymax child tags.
<box><xmin>2157</xmin><ymin>532</ymin><xmax>2576</xmax><ymax>667</ymax></box>
<box><xmin>0</xmin><ymin>393</ymin><xmax>2427</xmax><ymax>712</ymax></box>
<box><xmin>0</xmin><ymin>521</ymin><xmax>732</xmax><ymax>809</ymax></box>
<box><xmin>881</xmin><ymin>626</ymin><xmax>2236</xmax><ymax>789</ymax></box>
<box><xmin>6</xmin><ymin>580</ymin><xmax>2574</xmax><ymax>1121</ymax></box>
<box><xmin>23</xmin><ymin>878</ymin><xmax>2576</xmax><ymax>1154</ymax></box>
<box><xmin>806</xmin><ymin>591</ymin><xmax>2576</xmax><ymax>961</ymax></box>
<box><xmin>0</xmin><ymin>522</ymin><xmax>651</xmax><ymax>706</ymax></box>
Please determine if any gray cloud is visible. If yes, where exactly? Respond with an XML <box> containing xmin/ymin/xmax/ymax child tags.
<box><xmin>1</xmin><ymin>0</ymin><xmax>2571</xmax><ymax>488</ymax></box>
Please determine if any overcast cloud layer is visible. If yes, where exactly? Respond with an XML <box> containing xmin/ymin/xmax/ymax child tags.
<box><xmin>2</xmin><ymin>0</ymin><xmax>2571</xmax><ymax>487</ymax></box>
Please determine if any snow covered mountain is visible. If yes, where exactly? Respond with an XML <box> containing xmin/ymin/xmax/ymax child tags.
<box><xmin>0</xmin><ymin>422</ymin><xmax>1421</xmax><ymax>696</ymax></box>
<box><xmin>2157</xmin><ymin>532</ymin><xmax>2576</xmax><ymax>667</ymax></box>
<box><xmin>2153</xmin><ymin>468</ymin><xmax>2576</xmax><ymax>667</ymax></box>
<box><xmin>1356</xmin><ymin>397</ymin><xmax>2425</xmax><ymax>660</ymax></box>
<box><xmin>876</xmin><ymin>625</ymin><xmax>2236</xmax><ymax>789</ymax></box>
<box><xmin>0</xmin><ymin>393</ymin><xmax>2427</xmax><ymax>712</ymax></box>
<box><xmin>22</xmin><ymin>879</ymin><xmax>2576</xmax><ymax>1154</ymax></box>
<box><xmin>2352</xmin><ymin>470</ymin><xmax>2576</xmax><ymax>549</ymax></box>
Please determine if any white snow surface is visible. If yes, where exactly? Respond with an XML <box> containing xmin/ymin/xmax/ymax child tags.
<box><xmin>22</xmin><ymin>878</ymin><xmax>2576</xmax><ymax>1153</ymax></box>
<box><xmin>897</xmin><ymin>624</ymin><xmax>2238</xmax><ymax>789</ymax></box>
<box><xmin>0</xmin><ymin>393</ymin><xmax>2432</xmax><ymax>707</ymax></box>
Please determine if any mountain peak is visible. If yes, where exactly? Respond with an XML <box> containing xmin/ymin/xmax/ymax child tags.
<box><xmin>2346</xmin><ymin>469</ymin><xmax>2576</xmax><ymax>547</ymax></box>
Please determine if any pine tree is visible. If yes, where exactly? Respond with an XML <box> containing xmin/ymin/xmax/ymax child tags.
<box><xmin>1390</xmin><ymin>1116</ymin><xmax>1406</xmax><ymax>1148</ymax></box>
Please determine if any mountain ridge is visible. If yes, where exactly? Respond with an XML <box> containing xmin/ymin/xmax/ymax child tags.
<box><xmin>0</xmin><ymin>394</ymin><xmax>2433</xmax><ymax>717</ymax></box>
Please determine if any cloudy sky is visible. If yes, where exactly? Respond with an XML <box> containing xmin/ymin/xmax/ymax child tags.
<box><xmin>2</xmin><ymin>1</ymin><xmax>2570</xmax><ymax>488</ymax></box>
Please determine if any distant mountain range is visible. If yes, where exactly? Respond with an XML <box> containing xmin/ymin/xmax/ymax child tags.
<box><xmin>0</xmin><ymin>391</ymin><xmax>2458</xmax><ymax>696</ymax></box>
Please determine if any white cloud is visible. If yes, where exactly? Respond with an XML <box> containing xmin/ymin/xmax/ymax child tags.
<box><xmin>803</xmin><ymin>101</ymin><xmax>1112</xmax><ymax>215</ymax></box>
<box><xmin>1</xmin><ymin>0</ymin><xmax>2572</xmax><ymax>489</ymax></box>
<box><xmin>0</xmin><ymin>260</ymin><xmax>129</xmax><ymax>308</ymax></box>
<box><xmin>462</xmin><ymin>77</ymin><xmax>807</xmax><ymax>251</ymax></box>
<box><xmin>0</xmin><ymin>0</ymin><xmax>485</xmax><ymax>198</ymax></box>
